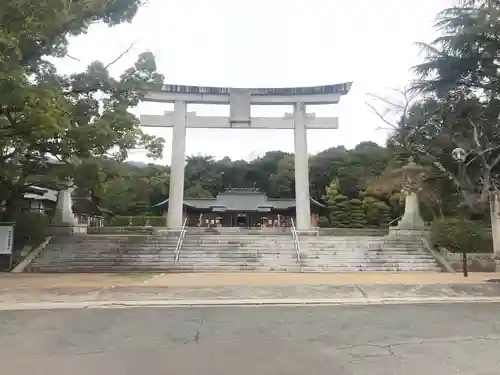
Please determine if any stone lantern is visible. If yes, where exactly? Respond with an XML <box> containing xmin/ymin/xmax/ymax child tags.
<box><xmin>389</xmin><ymin>158</ymin><xmax>427</xmax><ymax>236</ymax></box>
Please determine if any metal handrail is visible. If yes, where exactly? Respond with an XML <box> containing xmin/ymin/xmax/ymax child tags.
<box><xmin>388</xmin><ymin>216</ymin><xmax>402</xmax><ymax>226</ymax></box>
<box><xmin>174</xmin><ymin>218</ymin><xmax>188</xmax><ymax>264</ymax></box>
<box><xmin>290</xmin><ymin>218</ymin><xmax>301</xmax><ymax>264</ymax></box>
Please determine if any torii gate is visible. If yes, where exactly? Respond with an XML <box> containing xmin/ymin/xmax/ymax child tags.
<box><xmin>140</xmin><ymin>83</ymin><xmax>352</xmax><ymax>231</ymax></box>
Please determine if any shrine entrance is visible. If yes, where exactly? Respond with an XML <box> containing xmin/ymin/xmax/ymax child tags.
<box><xmin>141</xmin><ymin>83</ymin><xmax>352</xmax><ymax>230</ymax></box>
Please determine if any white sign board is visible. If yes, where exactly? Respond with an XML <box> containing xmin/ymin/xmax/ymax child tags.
<box><xmin>0</xmin><ymin>226</ymin><xmax>14</xmax><ymax>255</ymax></box>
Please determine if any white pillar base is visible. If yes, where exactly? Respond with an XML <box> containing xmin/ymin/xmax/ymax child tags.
<box><xmin>489</xmin><ymin>192</ymin><xmax>500</xmax><ymax>257</ymax></box>
<box><xmin>51</xmin><ymin>187</ymin><xmax>77</xmax><ymax>226</ymax></box>
<box><xmin>397</xmin><ymin>192</ymin><xmax>425</xmax><ymax>230</ymax></box>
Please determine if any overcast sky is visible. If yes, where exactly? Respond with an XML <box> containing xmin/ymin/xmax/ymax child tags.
<box><xmin>54</xmin><ymin>0</ymin><xmax>453</xmax><ymax>164</ymax></box>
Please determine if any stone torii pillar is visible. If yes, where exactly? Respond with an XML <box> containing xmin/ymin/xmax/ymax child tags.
<box><xmin>167</xmin><ymin>101</ymin><xmax>187</xmax><ymax>230</ymax></box>
<box><xmin>293</xmin><ymin>102</ymin><xmax>312</xmax><ymax>231</ymax></box>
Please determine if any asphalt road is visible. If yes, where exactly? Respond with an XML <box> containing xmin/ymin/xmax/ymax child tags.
<box><xmin>1</xmin><ymin>303</ymin><xmax>500</xmax><ymax>374</ymax></box>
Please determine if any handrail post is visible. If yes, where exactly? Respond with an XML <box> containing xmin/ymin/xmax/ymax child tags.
<box><xmin>174</xmin><ymin>218</ymin><xmax>188</xmax><ymax>264</ymax></box>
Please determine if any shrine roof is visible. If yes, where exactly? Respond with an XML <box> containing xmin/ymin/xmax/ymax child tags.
<box><xmin>154</xmin><ymin>188</ymin><xmax>326</xmax><ymax>211</ymax></box>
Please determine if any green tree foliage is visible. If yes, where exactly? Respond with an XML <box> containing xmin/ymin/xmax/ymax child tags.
<box><xmin>403</xmin><ymin>0</ymin><xmax>500</xmax><ymax>213</ymax></box>
<box><xmin>324</xmin><ymin>182</ymin><xmax>351</xmax><ymax>227</ymax></box>
<box><xmin>97</xmin><ymin>162</ymin><xmax>170</xmax><ymax>216</ymax></box>
<box><xmin>10</xmin><ymin>211</ymin><xmax>49</xmax><ymax>250</ymax></box>
<box><xmin>0</xmin><ymin>0</ymin><xmax>164</xmax><ymax>217</ymax></box>
<box><xmin>431</xmin><ymin>217</ymin><xmax>492</xmax><ymax>253</ymax></box>
<box><xmin>361</xmin><ymin>193</ymin><xmax>391</xmax><ymax>228</ymax></box>
<box><xmin>348</xmin><ymin>198</ymin><xmax>366</xmax><ymax>228</ymax></box>
<box><xmin>185</xmin><ymin>184</ymin><xmax>213</xmax><ymax>199</ymax></box>
<box><xmin>268</xmin><ymin>154</ymin><xmax>295</xmax><ymax>198</ymax></box>
<box><xmin>310</xmin><ymin>142</ymin><xmax>389</xmax><ymax>199</ymax></box>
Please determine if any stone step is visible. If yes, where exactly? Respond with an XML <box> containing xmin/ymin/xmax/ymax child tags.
<box><xmin>41</xmin><ymin>248</ymin><xmax>177</xmax><ymax>253</ymax></box>
<box><xmin>299</xmin><ymin>268</ymin><xmax>443</xmax><ymax>272</ymax></box>
<box><xmin>35</xmin><ymin>253</ymin><xmax>435</xmax><ymax>259</ymax></box>
<box><xmin>30</xmin><ymin>263</ymin><xmax>441</xmax><ymax>272</ymax></box>
<box><xmin>182</xmin><ymin>241</ymin><xmax>294</xmax><ymax>247</ymax></box>
<box><xmin>31</xmin><ymin>256</ymin><xmax>174</xmax><ymax>261</ymax></box>
<box><xmin>34</xmin><ymin>251</ymin><xmax>435</xmax><ymax>258</ymax></box>
<box><xmin>301</xmin><ymin>243</ymin><xmax>424</xmax><ymax>247</ymax></box>
<box><xmin>45</xmin><ymin>247</ymin><xmax>178</xmax><ymax>252</ymax></box>
<box><xmin>51</xmin><ymin>237</ymin><xmax>178</xmax><ymax>242</ymax></box>
<box><xmin>303</xmin><ymin>261</ymin><xmax>439</xmax><ymax>267</ymax></box>
<box><xmin>308</xmin><ymin>256</ymin><xmax>436</xmax><ymax>259</ymax></box>
<box><xmin>33</xmin><ymin>258</ymin><xmax>436</xmax><ymax>265</ymax></box>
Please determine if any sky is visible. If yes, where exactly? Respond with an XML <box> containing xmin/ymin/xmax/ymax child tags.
<box><xmin>54</xmin><ymin>0</ymin><xmax>454</xmax><ymax>164</ymax></box>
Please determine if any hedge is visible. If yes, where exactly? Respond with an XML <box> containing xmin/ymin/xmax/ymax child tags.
<box><xmin>317</xmin><ymin>216</ymin><xmax>330</xmax><ymax>228</ymax></box>
<box><xmin>8</xmin><ymin>211</ymin><xmax>50</xmax><ymax>250</ymax></box>
<box><xmin>431</xmin><ymin>217</ymin><xmax>492</xmax><ymax>253</ymax></box>
<box><xmin>108</xmin><ymin>216</ymin><xmax>166</xmax><ymax>227</ymax></box>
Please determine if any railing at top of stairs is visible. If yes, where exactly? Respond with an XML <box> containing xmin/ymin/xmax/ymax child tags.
<box><xmin>290</xmin><ymin>218</ymin><xmax>301</xmax><ymax>264</ymax></box>
<box><xmin>174</xmin><ymin>218</ymin><xmax>188</xmax><ymax>264</ymax></box>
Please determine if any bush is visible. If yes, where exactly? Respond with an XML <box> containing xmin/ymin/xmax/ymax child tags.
<box><xmin>431</xmin><ymin>217</ymin><xmax>492</xmax><ymax>253</ymax></box>
<box><xmin>317</xmin><ymin>216</ymin><xmax>330</xmax><ymax>228</ymax></box>
<box><xmin>363</xmin><ymin>195</ymin><xmax>391</xmax><ymax>228</ymax></box>
<box><xmin>9</xmin><ymin>211</ymin><xmax>50</xmax><ymax>250</ymax></box>
<box><xmin>349</xmin><ymin>198</ymin><xmax>366</xmax><ymax>228</ymax></box>
<box><xmin>108</xmin><ymin>215</ymin><xmax>166</xmax><ymax>227</ymax></box>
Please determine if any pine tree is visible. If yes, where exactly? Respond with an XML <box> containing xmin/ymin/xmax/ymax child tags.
<box><xmin>414</xmin><ymin>0</ymin><xmax>500</xmax><ymax>96</ymax></box>
<box><xmin>363</xmin><ymin>195</ymin><xmax>392</xmax><ymax>228</ymax></box>
<box><xmin>324</xmin><ymin>181</ymin><xmax>351</xmax><ymax>227</ymax></box>
<box><xmin>349</xmin><ymin>198</ymin><xmax>367</xmax><ymax>228</ymax></box>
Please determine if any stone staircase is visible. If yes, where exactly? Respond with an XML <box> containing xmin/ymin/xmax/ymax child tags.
<box><xmin>24</xmin><ymin>231</ymin><xmax>443</xmax><ymax>273</ymax></box>
<box><xmin>299</xmin><ymin>235</ymin><xmax>442</xmax><ymax>272</ymax></box>
<box><xmin>176</xmin><ymin>232</ymin><xmax>299</xmax><ymax>272</ymax></box>
<box><xmin>27</xmin><ymin>234</ymin><xmax>179</xmax><ymax>273</ymax></box>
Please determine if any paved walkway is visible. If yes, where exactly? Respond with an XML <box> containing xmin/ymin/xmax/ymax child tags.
<box><xmin>1</xmin><ymin>272</ymin><xmax>500</xmax><ymax>310</ymax></box>
<box><xmin>0</xmin><ymin>272</ymin><xmax>497</xmax><ymax>290</ymax></box>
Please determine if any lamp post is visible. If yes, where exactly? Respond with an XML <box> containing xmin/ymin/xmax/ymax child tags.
<box><xmin>452</xmin><ymin>147</ymin><xmax>468</xmax><ymax>277</ymax></box>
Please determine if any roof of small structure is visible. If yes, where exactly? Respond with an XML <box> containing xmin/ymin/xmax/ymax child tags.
<box><xmin>23</xmin><ymin>186</ymin><xmax>58</xmax><ymax>202</ymax></box>
<box><xmin>154</xmin><ymin>188</ymin><xmax>326</xmax><ymax>211</ymax></box>
<box><xmin>22</xmin><ymin>186</ymin><xmax>114</xmax><ymax>216</ymax></box>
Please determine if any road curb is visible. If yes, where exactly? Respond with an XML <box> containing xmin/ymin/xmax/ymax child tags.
<box><xmin>2</xmin><ymin>296</ymin><xmax>500</xmax><ymax>311</ymax></box>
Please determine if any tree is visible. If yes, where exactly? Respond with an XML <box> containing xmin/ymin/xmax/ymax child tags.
<box><xmin>90</xmin><ymin>161</ymin><xmax>170</xmax><ymax>216</ymax></box>
<box><xmin>361</xmin><ymin>192</ymin><xmax>391</xmax><ymax>228</ymax></box>
<box><xmin>407</xmin><ymin>0</ymin><xmax>500</xmax><ymax>213</ymax></box>
<box><xmin>268</xmin><ymin>154</ymin><xmax>294</xmax><ymax>198</ymax></box>
<box><xmin>185</xmin><ymin>184</ymin><xmax>213</xmax><ymax>199</ymax></box>
<box><xmin>309</xmin><ymin>143</ymin><xmax>389</xmax><ymax>200</ymax></box>
<box><xmin>324</xmin><ymin>181</ymin><xmax>351</xmax><ymax>227</ymax></box>
<box><xmin>309</xmin><ymin>146</ymin><xmax>348</xmax><ymax>199</ymax></box>
<box><xmin>348</xmin><ymin>198</ymin><xmax>367</xmax><ymax>228</ymax></box>
<box><xmin>0</xmin><ymin>0</ymin><xmax>164</xmax><ymax>218</ymax></box>
<box><xmin>184</xmin><ymin>156</ymin><xmax>221</xmax><ymax>196</ymax></box>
